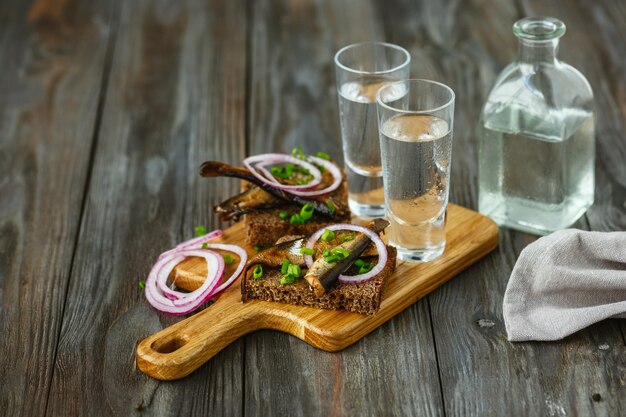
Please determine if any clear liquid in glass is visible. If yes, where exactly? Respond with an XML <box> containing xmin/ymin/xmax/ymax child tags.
<box><xmin>338</xmin><ymin>79</ymin><xmax>405</xmax><ymax>217</ymax></box>
<box><xmin>380</xmin><ymin>113</ymin><xmax>452</xmax><ymax>261</ymax></box>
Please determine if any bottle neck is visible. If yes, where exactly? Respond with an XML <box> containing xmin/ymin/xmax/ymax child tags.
<box><xmin>517</xmin><ymin>39</ymin><xmax>559</xmax><ymax>64</ymax></box>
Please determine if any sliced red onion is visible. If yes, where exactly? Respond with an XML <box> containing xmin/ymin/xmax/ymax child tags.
<box><xmin>254</xmin><ymin>160</ymin><xmax>321</xmax><ymax>191</ymax></box>
<box><xmin>158</xmin><ymin>254</ymin><xmax>187</xmax><ymax>299</ymax></box>
<box><xmin>145</xmin><ymin>226</ymin><xmax>249</xmax><ymax>315</ymax></box>
<box><xmin>303</xmin><ymin>224</ymin><xmax>388</xmax><ymax>284</ymax></box>
<box><xmin>278</xmin><ymin>155</ymin><xmax>342</xmax><ymax>197</ymax></box>
<box><xmin>145</xmin><ymin>249</ymin><xmax>224</xmax><ymax>315</ymax></box>
<box><xmin>157</xmin><ymin>250</ymin><xmax>224</xmax><ymax>306</ymax></box>
<box><xmin>202</xmin><ymin>243</ymin><xmax>248</xmax><ymax>296</ymax></box>
<box><xmin>158</xmin><ymin>229</ymin><xmax>223</xmax><ymax>260</ymax></box>
<box><xmin>175</xmin><ymin>229</ymin><xmax>223</xmax><ymax>249</ymax></box>
<box><xmin>243</xmin><ymin>154</ymin><xmax>322</xmax><ymax>191</ymax></box>
<box><xmin>158</xmin><ymin>230</ymin><xmax>223</xmax><ymax>298</ymax></box>
<box><xmin>159</xmin><ymin>242</ymin><xmax>248</xmax><ymax>300</ymax></box>
<box><xmin>244</xmin><ymin>153</ymin><xmax>342</xmax><ymax>197</ymax></box>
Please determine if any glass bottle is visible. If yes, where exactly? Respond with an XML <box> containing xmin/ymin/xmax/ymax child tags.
<box><xmin>478</xmin><ymin>17</ymin><xmax>594</xmax><ymax>235</ymax></box>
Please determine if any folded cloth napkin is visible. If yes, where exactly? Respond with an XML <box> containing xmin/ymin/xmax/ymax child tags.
<box><xmin>503</xmin><ymin>229</ymin><xmax>626</xmax><ymax>342</ymax></box>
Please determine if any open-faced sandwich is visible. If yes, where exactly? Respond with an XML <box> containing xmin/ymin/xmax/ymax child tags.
<box><xmin>200</xmin><ymin>148</ymin><xmax>351</xmax><ymax>247</ymax></box>
<box><xmin>241</xmin><ymin>219</ymin><xmax>396</xmax><ymax>315</ymax></box>
<box><xmin>142</xmin><ymin>151</ymin><xmax>395</xmax><ymax>317</ymax></box>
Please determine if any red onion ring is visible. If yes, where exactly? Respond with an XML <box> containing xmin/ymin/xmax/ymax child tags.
<box><xmin>145</xmin><ymin>249</ymin><xmax>224</xmax><ymax>315</ymax></box>
<box><xmin>303</xmin><ymin>224</ymin><xmax>388</xmax><ymax>284</ymax></box>
<box><xmin>157</xmin><ymin>250</ymin><xmax>224</xmax><ymax>307</ymax></box>
<box><xmin>158</xmin><ymin>254</ymin><xmax>187</xmax><ymax>299</ymax></box>
<box><xmin>158</xmin><ymin>229</ymin><xmax>223</xmax><ymax>260</ymax></box>
<box><xmin>158</xmin><ymin>242</ymin><xmax>248</xmax><ymax>300</ymax></box>
<box><xmin>244</xmin><ymin>153</ymin><xmax>342</xmax><ymax>196</ymax></box>
<box><xmin>254</xmin><ymin>160</ymin><xmax>322</xmax><ymax>191</ymax></box>
<box><xmin>145</xmin><ymin>227</ymin><xmax>248</xmax><ymax>315</ymax></box>
<box><xmin>243</xmin><ymin>154</ymin><xmax>322</xmax><ymax>191</ymax></box>
<box><xmin>278</xmin><ymin>155</ymin><xmax>342</xmax><ymax>197</ymax></box>
<box><xmin>202</xmin><ymin>243</ymin><xmax>248</xmax><ymax>296</ymax></box>
<box><xmin>157</xmin><ymin>229</ymin><xmax>224</xmax><ymax>299</ymax></box>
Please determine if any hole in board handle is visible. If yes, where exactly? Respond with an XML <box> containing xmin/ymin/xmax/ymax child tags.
<box><xmin>151</xmin><ymin>334</ymin><xmax>190</xmax><ymax>354</ymax></box>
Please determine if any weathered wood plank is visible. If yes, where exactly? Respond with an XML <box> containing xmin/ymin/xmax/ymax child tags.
<box><xmin>2</xmin><ymin>0</ymin><xmax>621</xmax><ymax>416</ymax></box>
<box><xmin>410</xmin><ymin>0</ymin><xmax>626</xmax><ymax>415</ymax></box>
<box><xmin>559</xmin><ymin>0</ymin><xmax>626</xmax><ymax>233</ymax></box>
<box><xmin>245</xmin><ymin>1</ymin><xmax>444</xmax><ymax>416</ymax></box>
<box><xmin>0</xmin><ymin>1</ymin><xmax>116</xmax><ymax>416</ymax></box>
<box><xmin>587</xmin><ymin>0</ymin><xmax>626</xmax><ymax>353</ymax></box>
<box><xmin>43</xmin><ymin>0</ymin><xmax>247</xmax><ymax>416</ymax></box>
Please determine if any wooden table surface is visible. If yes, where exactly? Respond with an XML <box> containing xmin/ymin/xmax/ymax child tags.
<box><xmin>1</xmin><ymin>0</ymin><xmax>625</xmax><ymax>416</ymax></box>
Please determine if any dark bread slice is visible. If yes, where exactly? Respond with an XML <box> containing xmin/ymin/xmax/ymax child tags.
<box><xmin>243</xmin><ymin>179</ymin><xmax>350</xmax><ymax>247</ymax></box>
<box><xmin>242</xmin><ymin>246</ymin><xmax>396</xmax><ymax>315</ymax></box>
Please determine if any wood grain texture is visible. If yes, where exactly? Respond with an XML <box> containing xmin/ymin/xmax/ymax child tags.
<box><xmin>584</xmin><ymin>0</ymin><xmax>626</xmax><ymax>363</ymax></box>
<box><xmin>245</xmin><ymin>1</ymin><xmax>446</xmax><ymax>416</ymax></box>
<box><xmin>0</xmin><ymin>1</ymin><xmax>115</xmax><ymax>416</ymax></box>
<box><xmin>1</xmin><ymin>0</ymin><xmax>624</xmax><ymax>415</ymax></box>
<box><xmin>137</xmin><ymin>203</ymin><xmax>498</xmax><ymax>380</ymax></box>
<box><xmin>42</xmin><ymin>0</ymin><xmax>247</xmax><ymax>416</ymax></box>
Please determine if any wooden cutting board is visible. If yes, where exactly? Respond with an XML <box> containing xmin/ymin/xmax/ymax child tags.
<box><xmin>136</xmin><ymin>203</ymin><xmax>498</xmax><ymax>380</ymax></box>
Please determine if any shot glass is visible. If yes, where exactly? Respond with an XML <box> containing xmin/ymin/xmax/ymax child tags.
<box><xmin>334</xmin><ymin>42</ymin><xmax>410</xmax><ymax>218</ymax></box>
<box><xmin>376</xmin><ymin>79</ymin><xmax>455</xmax><ymax>262</ymax></box>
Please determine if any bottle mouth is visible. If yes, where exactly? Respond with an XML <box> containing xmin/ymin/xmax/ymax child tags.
<box><xmin>513</xmin><ymin>17</ymin><xmax>566</xmax><ymax>41</ymax></box>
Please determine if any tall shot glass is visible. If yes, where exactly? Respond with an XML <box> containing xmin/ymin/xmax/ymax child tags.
<box><xmin>334</xmin><ymin>42</ymin><xmax>410</xmax><ymax>218</ymax></box>
<box><xmin>376</xmin><ymin>79</ymin><xmax>455</xmax><ymax>262</ymax></box>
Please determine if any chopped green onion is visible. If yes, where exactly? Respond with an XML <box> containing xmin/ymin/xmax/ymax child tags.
<box><xmin>195</xmin><ymin>225</ymin><xmax>207</xmax><ymax>236</ymax></box>
<box><xmin>321</xmin><ymin>229</ymin><xmax>336</xmax><ymax>242</ymax></box>
<box><xmin>324</xmin><ymin>255</ymin><xmax>340</xmax><ymax>263</ymax></box>
<box><xmin>287</xmin><ymin>264</ymin><xmax>301</xmax><ymax>279</ymax></box>
<box><xmin>223</xmin><ymin>254</ymin><xmax>234</xmax><ymax>265</ymax></box>
<box><xmin>316</xmin><ymin>164</ymin><xmax>325</xmax><ymax>173</ymax></box>
<box><xmin>138</xmin><ymin>280</ymin><xmax>146</xmax><ymax>289</ymax></box>
<box><xmin>291</xmin><ymin>146</ymin><xmax>304</xmax><ymax>159</ymax></box>
<box><xmin>322</xmin><ymin>247</ymin><xmax>348</xmax><ymax>263</ymax></box>
<box><xmin>279</xmin><ymin>211</ymin><xmax>289</xmax><ymax>220</ymax></box>
<box><xmin>201</xmin><ymin>243</ymin><xmax>209</xmax><ymax>249</ymax></box>
<box><xmin>300</xmin><ymin>203</ymin><xmax>314</xmax><ymax>221</ymax></box>
<box><xmin>253</xmin><ymin>265</ymin><xmax>264</xmax><ymax>280</ymax></box>
<box><xmin>281</xmin><ymin>259</ymin><xmax>290</xmax><ymax>275</ymax></box>
<box><xmin>290</xmin><ymin>214</ymin><xmax>304</xmax><ymax>225</ymax></box>
<box><xmin>354</xmin><ymin>259</ymin><xmax>366</xmax><ymax>267</ymax></box>
<box><xmin>325</xmin><ymin>201</ymin><xmax>336</xmax><ymax>214</ymax></box>
<box><xmin>316</xmin><ymin>152</ymin><xmax>331</xmax><ymax>160</ymax></box>
<box><xmin>285</xmin><ymin>163</ymin><xmax>294</xmax><ymax>178</ymax></box>
<box><xmin>271</xmin><ymin>166</ymin><xmax>290</xmax><ymax>179</ymax></box>
<box><xmin>358</xmin><ymin>263</ymin><xmax>373</xmax><ymax>274</ymax></box>
<box><xmin>295</xmin><ymin>179</ymin><xmax>308</xmax><ymax>185</ymax></box>
<box><xmin>342</xmin><ymin>233</ymin><xmax>355</xmax><ymax>242</ymax></box>
<box><xmin>331</xmin><ymin>247</ymin><xmax>349</xmax><ymax>259</ymax></box>
<box><xmin>280</xmin><ymin>275</ymin><xmax>296</xmax><ymax>285</ymax></box>
<box><xmin>254</xmin><ymin>245</ymin><xmax>265</xmax><ymax>252</ymax></box>
<box><xmin>300</xmin><ymin>247</ymin><xmax>315</xmax><ymax>256</ymax></box>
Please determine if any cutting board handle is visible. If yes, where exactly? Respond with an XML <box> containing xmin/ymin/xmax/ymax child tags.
<box><xmin>136</xmin><ymin>291</ymin><xmax>258</xmax><ymax>380</ymax></box>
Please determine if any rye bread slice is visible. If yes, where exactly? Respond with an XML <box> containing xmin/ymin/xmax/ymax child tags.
<box><xmin>243</xmin><ymin>179</ymin><xmax>350</xmax><ymax>247</ymax></box>
<box><xmin>241</xmin><ymin>246</ymin><xmax>396</xmax><ymax>315</ymax></box>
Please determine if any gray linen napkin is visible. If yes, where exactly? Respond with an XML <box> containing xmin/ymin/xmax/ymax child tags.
<box><xmin>503</xmin><ymin>229</ymin><xmax>626</xmax><ymax>342</ymax></box>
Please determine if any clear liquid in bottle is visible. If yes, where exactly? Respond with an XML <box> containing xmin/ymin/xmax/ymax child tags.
<box><xmin>477</xmin><ymin>17</ymin><xmax>595</xmax><ymax>234</ymax></box>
